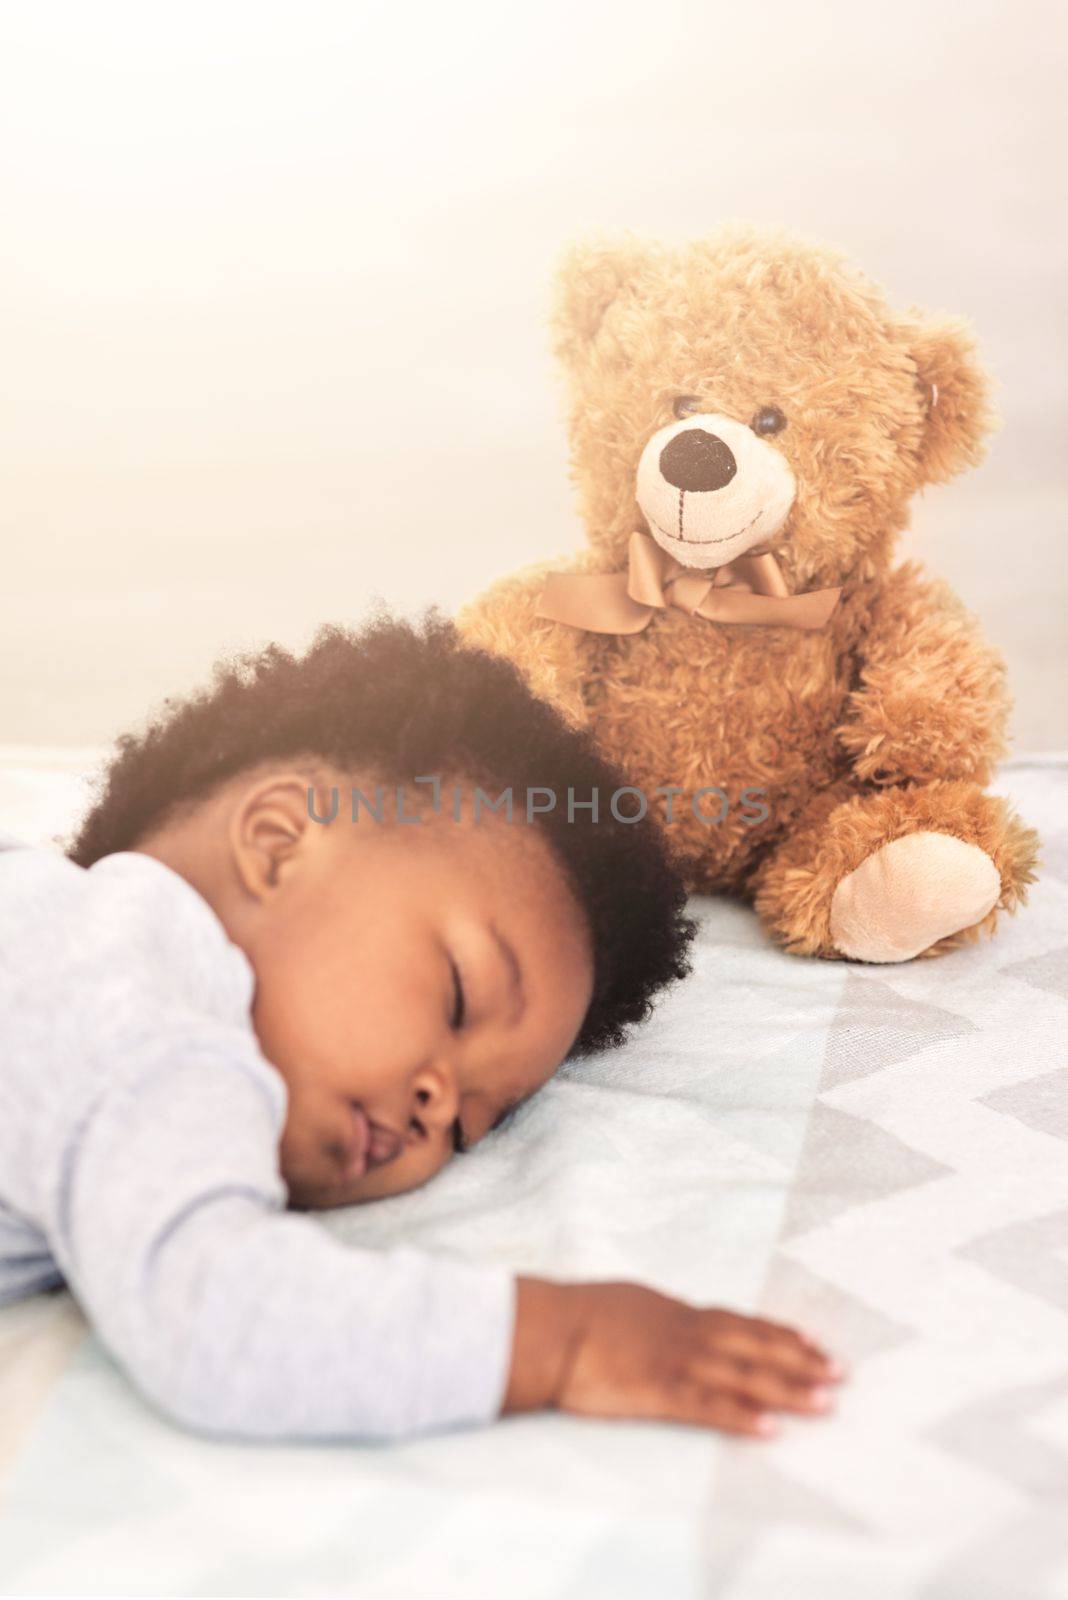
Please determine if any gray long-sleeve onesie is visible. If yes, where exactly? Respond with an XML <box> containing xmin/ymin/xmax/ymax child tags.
<box><xmin>0</xmin><ymin>836</ymin><xmax>516</xmax><ymax>1440</ymax></box>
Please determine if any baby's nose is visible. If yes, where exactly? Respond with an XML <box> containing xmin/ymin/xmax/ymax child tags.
<box><xmin>411</xmin><ymin>1066</ymin><xmax>461</xmax><ymax>1130</ymax></box>
<box><xmin>659</xmin><ymin>427</ymin><xmax>737</xmax><ymax>493</ymax></box>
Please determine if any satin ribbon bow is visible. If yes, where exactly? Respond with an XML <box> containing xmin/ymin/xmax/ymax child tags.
<box><xmin>535</xmin><ymin>530</ymin><xmax>842</xmax><ymax>635</ymax></box>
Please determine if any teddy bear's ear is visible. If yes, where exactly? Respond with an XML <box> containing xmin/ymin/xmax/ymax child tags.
<box><xmin>897</xmin><ymin>310</ymin><xmax>998</xmax><ymax>484</ymax></box>
<box><xmin>549</xmin><ymin>235</ymin><xmax>657</xmax><ymax>370</ymax></box>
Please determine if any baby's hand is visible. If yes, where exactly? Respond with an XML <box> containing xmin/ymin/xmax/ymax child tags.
<box><xmin>504</xmin><ymin>1278</ymin><xmax>845</xmax><ymax>1437</ymax></box>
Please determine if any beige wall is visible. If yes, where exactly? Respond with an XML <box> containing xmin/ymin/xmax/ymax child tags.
<box><xmin>2</xmin><ymin>0</ymin><xmax>1065</xmax><ymax>753</ymax></box>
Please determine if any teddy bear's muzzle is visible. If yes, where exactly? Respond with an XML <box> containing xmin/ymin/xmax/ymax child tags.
<box><xmin>636</xmin><ymin>412</ymin><xmax>797</xmax><ymax>570</ymax></box>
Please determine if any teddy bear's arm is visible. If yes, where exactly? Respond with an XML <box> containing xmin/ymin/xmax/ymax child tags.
<box><xmin>835</xmin><ymin>560</ymin><xmax>1011</xmax><ymax>787</ymax></box>
<box><xmin>454</xmin><ymin>558</ymin><xmax>595</xmax><ymax>729</ymax></box>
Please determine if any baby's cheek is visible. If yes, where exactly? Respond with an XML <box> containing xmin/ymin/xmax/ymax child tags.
<box><xmin>275</xmin><ymin>1127</ymin><xmax>327</xmax><ymax>1208</ymax></box>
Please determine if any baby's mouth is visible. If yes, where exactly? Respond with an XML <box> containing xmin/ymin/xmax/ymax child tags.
<box><xmin>341</xmin><ymin>1102</ymin><xmax>402</xmax><ymax>1181</ymax></box>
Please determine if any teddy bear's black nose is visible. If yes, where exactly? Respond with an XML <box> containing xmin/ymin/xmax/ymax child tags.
<box><xmin>659</xmin><ymin>428</ymin><xmax>737</xmax><ymax>493</ymax></box>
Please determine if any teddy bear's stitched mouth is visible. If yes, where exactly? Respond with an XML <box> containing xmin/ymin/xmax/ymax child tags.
<box><xmin>648</xmin><ymin>504</ymin><xmax>765</xmax><ymax>549</ymax></box>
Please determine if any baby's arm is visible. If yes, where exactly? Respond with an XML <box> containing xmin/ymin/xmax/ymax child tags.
<box><xmin>47</xmin><ymin>1041</ymin><xmax>843</xmax><ymax>1441</ymax></box>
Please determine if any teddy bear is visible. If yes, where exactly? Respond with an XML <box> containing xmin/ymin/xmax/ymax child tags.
<box><xmin>456</xmin><ymin>227</ymin><xmax>1039</xmax><ymax>963</ymax></box>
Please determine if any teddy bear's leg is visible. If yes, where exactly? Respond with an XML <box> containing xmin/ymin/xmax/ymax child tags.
<box><xmin>750</xmin><ymin>778</ymin><xmax>1039</xmax><ymax>962</ymax></box>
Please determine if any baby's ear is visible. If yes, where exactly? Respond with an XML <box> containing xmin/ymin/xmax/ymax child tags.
<box><xmin>549</xmin><ymin>234</ymin><xmax>658</xmax><ymax>372</ymax></box>
<box><xmin>897</xmin><ymin>309</ymin><xmax>998</xmax><ymax>484</ymax></box>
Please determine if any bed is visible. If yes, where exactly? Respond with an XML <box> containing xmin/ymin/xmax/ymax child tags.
<box><xmin>1</xmin><ymin>747</ymin><xmax>1065</xmax><ymax>1599</ymax></box>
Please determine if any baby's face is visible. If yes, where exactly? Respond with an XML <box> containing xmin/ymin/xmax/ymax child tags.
<box><xmin>241</xmin><ymin>793</ymin><xmax>594</xmax><ymax>1209</ymax></box>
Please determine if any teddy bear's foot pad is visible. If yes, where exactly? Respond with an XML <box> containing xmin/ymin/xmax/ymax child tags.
<box><xmin>829</xmin><ymin>830</ymin><xmax>1000</xmax><ymax>963</ymax></box>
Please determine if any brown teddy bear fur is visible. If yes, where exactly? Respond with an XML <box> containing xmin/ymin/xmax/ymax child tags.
<box><xmin>456</xmin><ymin>227</ymin><xmax>1039</xmax><ymax>961</ymax></box>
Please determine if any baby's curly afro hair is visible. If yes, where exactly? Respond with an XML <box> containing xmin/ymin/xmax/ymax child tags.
<box><xmin>66</xmin><ymin>609</ymin><xmax>695</xmax><ymax>1056</ymax></box>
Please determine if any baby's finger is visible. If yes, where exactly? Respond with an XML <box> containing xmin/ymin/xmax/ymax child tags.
<box><xmin>747</xmin><ymin>1316</ymin><xmax>835</xmax><ymax>1363</ymax></box>
<box><xmin>671</xmin><ymin>1381</ymin><xmax>777</xmax><ymax>1438</ymax></box>
<box><xmin>710</xmin><ymin>1309</ymin><xmax>823</xmax><ymax>1350</ymax></box>
<box><xmin>763</xmin><ymin>1321</ymin><xmax>842</xmax><ymax>1371</ymax></box>
<box><xmin>712</xmin><ymin>1319</ymin><xmax>844</xmax><ymax>1383</ymax></box>
<box><xmin>696</xmin><ymin>1355</ymin><xmax>835</xmax><ymax>1417</ymax></box>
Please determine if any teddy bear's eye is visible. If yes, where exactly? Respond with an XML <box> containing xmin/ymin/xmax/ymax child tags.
<box><xmin>672</xmin><ymin>395</ymin><xmax>703</xmax><ymax>419</ymax></box>
<box><xmin>751</xmin><ymin>405</ymin><xmax>787</xmax><ymax>436</ymax></box>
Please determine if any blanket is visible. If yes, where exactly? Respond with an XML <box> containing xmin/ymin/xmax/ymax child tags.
<box><xmin>0</xmin><ymin>748</ymin><xmax>1065</xmax><ymax>1599</ymax></box>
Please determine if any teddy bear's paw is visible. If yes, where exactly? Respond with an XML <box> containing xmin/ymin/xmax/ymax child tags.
<box><xmin>828</xmin><ymin>830</ymin><xmax>1001</xmax><ymax>963</ymax></box>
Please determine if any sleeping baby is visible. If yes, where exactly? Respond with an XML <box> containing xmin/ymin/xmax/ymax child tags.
<box><xmin>0</xmin><ymin>611</ymin><xmax>845</xmax><ymax>1440</ymax></box>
